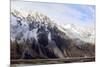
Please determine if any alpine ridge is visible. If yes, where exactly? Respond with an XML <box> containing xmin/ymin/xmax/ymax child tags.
<box><xmin>10</xmin><ymin>9</ymin><xmax>95</xmax><ymax>60</ymax></box>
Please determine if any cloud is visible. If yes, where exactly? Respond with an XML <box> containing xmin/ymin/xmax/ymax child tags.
<box><xmin>11</xmin><ymin>1</ymin><xmax>95</xmax><ymax>28</ymax></box>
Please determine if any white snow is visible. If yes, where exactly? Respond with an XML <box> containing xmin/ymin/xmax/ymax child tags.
<box><xmin>10</xmin><ymin>9</ymin><xmax>95</xmax><ymax>45</ymax></box>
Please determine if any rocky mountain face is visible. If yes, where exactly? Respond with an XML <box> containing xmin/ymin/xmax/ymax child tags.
<box><xmin>10</xmin><ymin>9</ymin><xmax>95</xmax><ymax>59</ymax></box>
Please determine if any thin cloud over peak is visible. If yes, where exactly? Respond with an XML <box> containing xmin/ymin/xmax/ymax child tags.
<box><xmin>11</xmin><ymin>1</ymin><xmax>95</xmax><ymax>28</ymax></box>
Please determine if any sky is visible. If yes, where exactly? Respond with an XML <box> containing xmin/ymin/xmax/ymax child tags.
<box><xmin>11</xmin><ymin>1</ymin><xmax>95</xmax><ymax>28</ymax></box>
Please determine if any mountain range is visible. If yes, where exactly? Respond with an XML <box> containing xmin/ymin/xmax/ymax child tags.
<box><xmin>10</xmin><ymin>9</ymin><xmax>95</xmax><ymax>60</ymax></box>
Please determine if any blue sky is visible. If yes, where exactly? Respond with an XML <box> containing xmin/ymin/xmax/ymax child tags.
<box><xmin>11</xmin><ymin>1</ymin><xmax>95</xmax><ymax>28</ymax></box>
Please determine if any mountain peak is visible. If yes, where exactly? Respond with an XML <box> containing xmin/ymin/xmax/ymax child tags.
<box><xmin>11</xmin><ymin>9</ymin><xmax>95</xmax><ymax>59</ymax></box>
<box><xmin>11</xmin><ymin>9</ymin><xmax>95</xmax><ymax>44</ymax></box>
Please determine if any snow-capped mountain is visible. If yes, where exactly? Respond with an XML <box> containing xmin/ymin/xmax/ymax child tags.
<box><xmin>61</xmin><ymin>24</ymin><xmax>95</xmax><ymax>44</ymax></box>
<box><xmin>10</xmin><ymin>9</ymin><xmax>95</xmax><ymax>59</ymax></box>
